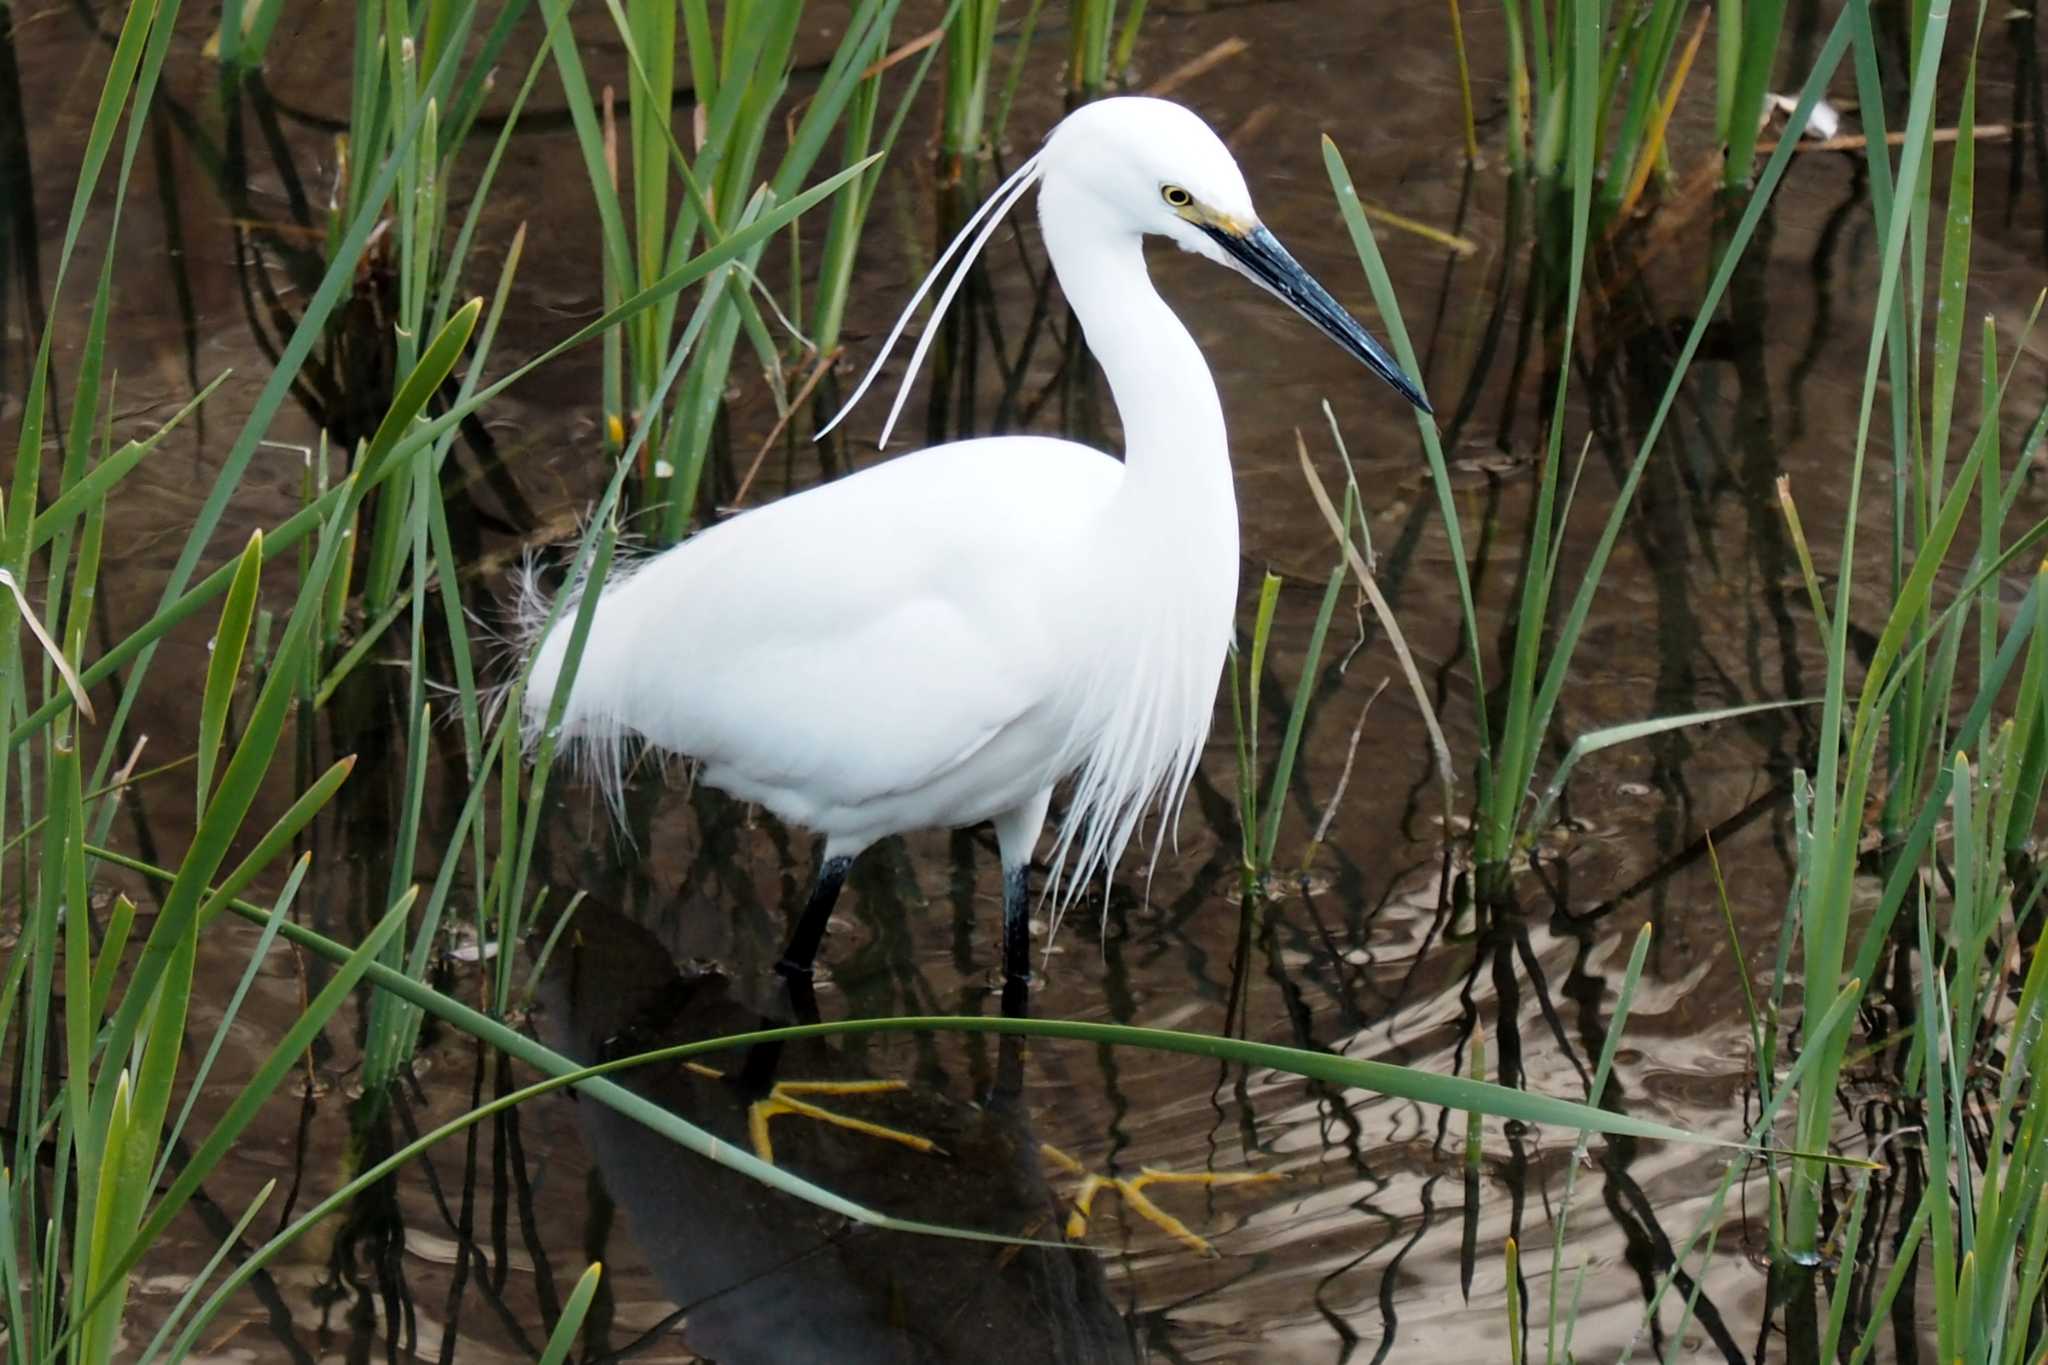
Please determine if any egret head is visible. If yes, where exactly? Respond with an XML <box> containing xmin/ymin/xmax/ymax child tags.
<box><xmin>1043</xmin><ymin>97</ymin><xmax>1431</xmax><ymax>414</ymax></box>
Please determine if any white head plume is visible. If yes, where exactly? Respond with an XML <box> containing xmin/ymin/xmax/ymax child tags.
<box><xmin>815</xmin><ymin>149</ymin><xmax>1046</xmax><ymax>450</ymax></box>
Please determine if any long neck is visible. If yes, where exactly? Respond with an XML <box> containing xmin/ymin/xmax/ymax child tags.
<box><xmin>1039</xmin><ymin>188</ymin><xmax>1235</xmax><ymax>524</ymax></box>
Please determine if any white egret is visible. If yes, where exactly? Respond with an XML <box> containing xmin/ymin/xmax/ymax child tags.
<box><xmin>522</xmin><ymin>96</ymin><xmax>1430</xmax><ymax>1012</ymax></box>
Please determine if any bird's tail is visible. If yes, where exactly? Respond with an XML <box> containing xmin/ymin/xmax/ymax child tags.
<box><xmin>502</xmin><ymin>549</ymin><xmax>640</xmax><ymax>816</ymax></box>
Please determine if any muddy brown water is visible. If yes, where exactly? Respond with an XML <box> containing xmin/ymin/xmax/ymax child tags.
<box><xmin>6</xmin><ymin>0</ymin><xmax>2048</xmax><ymax>1360</ymax></box>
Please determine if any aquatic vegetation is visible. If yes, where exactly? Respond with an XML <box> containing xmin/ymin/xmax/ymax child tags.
<box><xmin>3</xmin><ymin>0</ymin><xmax>2044</xmax><ymax>1357</ymax></box>
<box><xmin>1472</xmin><ymin>0</ymin><xmax>1796</xmax><ymax>216</ymax></box>
<box><xmin>1330</xmin><ymin>2</ymin><xmax>1818</xmax><ymax>892</ymax></box>
<box><xmin>1068</xmin><ymin>0</ymin><xmax>1145</xmax><ymax>98</ymax></box>
<box><xmin>1334</xmin><ymin>0</ymin><xmax>2048</xmax><ymax>1353</ymax></box>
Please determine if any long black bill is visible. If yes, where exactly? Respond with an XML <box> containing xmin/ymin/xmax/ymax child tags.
<box><xmin>1206</xmin><ymin>223</ymin><xmax>1432</xmax><ymax>415</ymax></box>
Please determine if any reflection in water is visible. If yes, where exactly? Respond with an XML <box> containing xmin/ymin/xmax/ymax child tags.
<box><xmin>535</xmin><ymin>902</ymin><xmax>1137</xmax><ymax>1364</ymax></box>
<box><xmin>0</xmin><ymin>8</ymin><xmax>41</xmax><ymax>398</ymax></box>
<box><xmin>9</xmin><ymin>0</ymin><xmax>2047</xmax><ymax>1356</ymax></box>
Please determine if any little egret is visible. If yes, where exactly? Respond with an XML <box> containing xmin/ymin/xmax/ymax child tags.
<box><xmin>522</xmin><ymin>96</ymin><xmax>1430</xmax><ymax>1012</ymax></box>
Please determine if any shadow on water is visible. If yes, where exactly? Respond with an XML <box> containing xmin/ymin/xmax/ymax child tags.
<box><xmin>0</xmin><ymin>4</ymin><xmax>43</xmax><ymax>399</ymax></box>
<box><xmin>532</xmin><ymin>901</ymin><xmax>1137</xmax><ymax>1365</ymax></box>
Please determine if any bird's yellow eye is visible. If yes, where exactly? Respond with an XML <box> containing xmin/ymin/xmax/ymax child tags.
<box><xmin>1161</xmin><ymin>184</ymin><xmax>1193</xmax><ymax>208</ymax></box>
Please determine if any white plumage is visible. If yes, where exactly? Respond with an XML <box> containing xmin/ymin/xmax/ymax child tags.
<box><xmin>521</xmin><ymin>97</ymin><xmax>1428</xmax><ymax>1009</ymax></box>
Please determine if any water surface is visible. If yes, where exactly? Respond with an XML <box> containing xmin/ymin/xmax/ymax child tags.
<box><xmin>6</xmin><ymin>0</ymin><xmax>2047</xmax><ymax>1359</ymax></box>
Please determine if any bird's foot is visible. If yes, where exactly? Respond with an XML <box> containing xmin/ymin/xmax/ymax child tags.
<box><xmin>693</xmin><ymin>1062</ymin><xmax>943</xmax><ymax>1165</ymax></box>
<box><xmin>1040</xmin><ymin>1144</ymin><xmax>1283</xmax><ymax>1257</ymax></box>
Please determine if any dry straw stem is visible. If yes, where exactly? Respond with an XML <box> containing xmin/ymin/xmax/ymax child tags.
<box><xmin>1753</xmin><ymin>120</ymin><xmax>2024</xmax><ymax>155</ymax></box>
<box><xmin>1445</xmin><ymin>0</ymin><xmax>1478</xmax><ymax>162</ymax></box>
<box><xmin>1296</xmin><ymin>434</ymin><xmax>1458</xmax><ymax>822</ymax></box>
<box><xmin>864</xmin><ymin>23</ymin><xmax>944</xmax><ymax>79</ymax></box>
<box><xmin>1145</xmin><ymin>36</ymin><xmax>1247</xmax><ymax>98</ymax></box>
<box><xmin>1303</xmin><ymin>676</ymin><xmax>1386</xmax><ymax>867</ymax></box>
<box><xmin>1612</xmin><ymin>8</ymin><xmax>1711</xmax><ymax>224</ymax></box>
<box><xmin>730</xmin><ymin>347</ymin><xmax>840</xmax><ymax>508</ymax></box>
<box><xmin>1356</xmin><ymin>200</ymin><xmax>1477</xmax><ymax>258</ymax></box>
<box><xmin>0</xmin><ymin>568</ymin><xmax>95</xmax><ymax>722</ymax></box>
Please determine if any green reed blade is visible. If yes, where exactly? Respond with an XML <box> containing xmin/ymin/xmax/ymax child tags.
<box><xmin>631</xmin><ymin>0</ymin><xmax>678</xmax><ymax>379</ymax></box>
<box><xmin>314</xmin><ymin>228</ymin><xmax>522</xmax><ymax>708</ymax></box>
<box><xmin>86</xmin><ymin>894</ymin><xmax>138</xmax><ymax>1025</ymax></box>
<box><xmin>624</xmin><ymin>0</ymin><xmax>904</xmax><ymax>534</ymax></box>
<box><xmin>520</xmin><ymin>891</ymin><xmax>589</xmax><ymax>1010</ymax></box>
<box><xmin>196</xmin><ymin>532</ymin><xmax>262</xmax><ymax>815</ymax></box>
<box><xmin>1920</xmin><ymin>903</ymin><xmax>1961</xmax><ymax>1359</ymax></box>
<box><xmin>812</xmin><ymin>66</ymin><xmax>886</xmax><ymax>356</ymax></box>
<box><xmin>44</xmin><ymin>239</ymin><xmax>117</xmax><ymax>647</ymax></box>
<box><xmin>429</xmin><ymin>223</ymin><xmax>525</xmax><ymax>739</ymax></box>
<box><xmin>361</xmin><ymin>297</ymin><xmax>485</xmax><ymax>482</ymax></box>
<box><xmin>537</xmin><ymin>1264</ymin><xmax>603</xmax><ymax>1365</ymax></box>
<box><xmin>775</xmin><ymin>0</ymin><xmax>902</xmax><ymax>205</ymax></box>
<box><xmin>1976</xmin><ymin>313</ymin><xmax>2005</xmax><ymax>697</ymax></box>
<box><xmin>1721</xmin><ymin>0</ymin><xmax>1787</xmax><ymax>186</ymax></box>
<box><xmin>76</xmin><ymin>1071</ymin><xmax>134</xmax><ymax>1365</ymax></box>
<box><xmin>2005</xmin><ymin>567</ymin><xmax>2048</xmax><ymax>859</ymax></box>
<box><xmin>194</xmin><ymin>760</ymin><xmax>357</xmax><ymax>938</ymax></box>
<box><xmin>1247</xmin><ymin>572</ymin><xmax>1281</xmax><ymax>749</ymax></box>
<box><xmin>1599</xmin><ymin>0</ymin><xmax>1687</xmax><ymax>217</ymax></box>
<box><xmin>1819</xmin><ymin>1174</ymin><xmax>1873</xmax><ymax>1361</ymax></box>
<box><xmin>1547</xmin><ymin>921</ymin><xmax>1653</xmax><ymax>1361</ymax></box>
<box><xmin>1524</xmin><ymin>700</ymin><xmax>1812</xmax><ymax>835</ymax></box>
<box><xmin>986</xmin><ymin>0</ymin><xmax>1040</xmax><ymax>151</ymax></box>
<box><xmin>1927</xmin><ymin>34</ymin><xmax>1981</xmax><ymax>494</ymax></box>
<box><xmin>376</xmin><ymin>704</ymin><xmax>436</xmax><ymax>1070</ymax></box>
<box><xmin>1815</xmin><ymin>0</ymin><xmax>1940</xmax><ymax>812</ymax></box>
<box><xmin>539</xmin><ymin>1014</ymin><xmax>1871</xmax><ymax>1158</ymax></box>
<box><xmin>361</xmin><ymin>715</ymin><xmax>433</xmax><ymax>1079</ymax></box>
<box><xmin>1258</xmin><ymin>500</ymin><xmax>1350</xmax><ymax>871</ymax></box>
<box><xmin>1228</xmin><ymin>647</ymin><xmax>1253</xmax><ymax>871</ymax></box>
<box><xmin>1466</xmin><ymin>1020</ymin><xmax>1486</xmax><ymax>1183</ymax></box>
<box><xmin>126</xmin><ymin>884</ymin><xmax>194</xmax><ymax>1193</ymax></box>
<box><xmin>55</xmin><ymin>740</ymin><xmax>93</xmax><ymax>1187</ymax></box>
<box><xmin>56</xmin><ymin>398</ymin><xmax>112</xmax><ymax>685</ymax></box>
<box><xmin>1110</xmin><ymin>0</ymin><xmax>1147</xmax><ymax>77</ymax></box>
<box><xmin>358</xmin><ymin>279</ymin><xmax>473</xmax><ymax>608</ymax></box>
<box><xmin>1831</xmin><ymin>535</ymin><xmax>2048</xmax><ymax>992</ymax></box>
<box><xmin>944</xmin><ymin>0</ymin><xmax>997</xmax><ymax>155</ymax></box>
<box><xmin>0</xmin><ymin>1170</ymin><xmax>28</xmax><ymax>1357</ymax></box>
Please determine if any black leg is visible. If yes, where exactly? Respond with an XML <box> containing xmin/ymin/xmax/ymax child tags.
<box><xmin>1000</xmin><ymin>861</ymin><xmax>1031</xmax><ymax>1017</ymax></box>
<box><xmin>745</xmin><ymin>853</ymin><xmax>854</xmax><ymax>1094</ymax></box>
<box><xmin>777</xmin><ymin>853</ymin><xmax>853</xmax><ymax>982</ymax></box>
